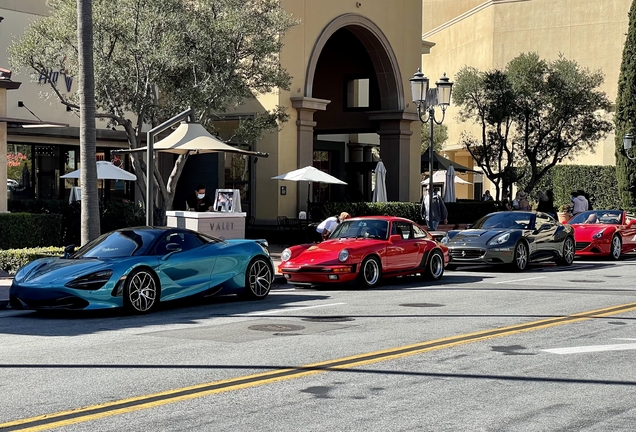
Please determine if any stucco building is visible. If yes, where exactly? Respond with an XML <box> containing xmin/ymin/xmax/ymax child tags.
<box><xmin>421</xmin><ymin>0</ymin><xmax>632</xmax><ymax>198</ymax></box>
<box><xmin>0</xmin><ymin>0</ymin><xmax>424</xmax><ymax>222</ymax></box>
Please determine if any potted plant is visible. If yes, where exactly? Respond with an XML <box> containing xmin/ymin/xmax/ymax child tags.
<box><xmin>557</xmin><ymin>203</ymin><xmax>571</xmax><ymax>223</ymax></box>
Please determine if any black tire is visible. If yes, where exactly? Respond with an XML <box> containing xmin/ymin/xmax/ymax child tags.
<box><xmin>510</xmin><ymin>241</ymin><xmax>529</xmax><ymax>271</ymax></box>
<box><xmin>357</xmin><ymin>256</ymin><xmax>382</xmax><ymax>288</ymax></box>
<box><xmin>556</xmin><ymin>236</ymin><xmax>575</xmax><ymax>266</ymax></box>
<box><xmin>423</xmin><ymin>250</ymin><xmax>445</xmax><ymax>280</ymax></box>
<box><xmin>610</xmin><ymin>235</ymin><xmax>622</xmax><ymax>261</ymax></box>
<box><xmin>243</xmin><ymin>257</ymin><xmax>273</xmax><ymax>300</ymax></box>
<box><xmin>124</xmin><ymin>267</ymin><xmax>160</xmax><ymax>314</ymax></box>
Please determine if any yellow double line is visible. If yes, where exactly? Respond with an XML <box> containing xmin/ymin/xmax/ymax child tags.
<box><xmin>3</xmin><ymin>301</ymin><xmax>636</xmax><ymax>431</ymax></box>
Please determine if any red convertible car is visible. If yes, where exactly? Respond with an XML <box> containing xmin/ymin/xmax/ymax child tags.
<box><xmin>278</xmin><ymin>216</ymin><xmax>449</xmax><ymax>287</ymax></box>
<box><xmin>568</xmin><ymin>210</ymin><xmax>636</xmax><ymax>259</ymax></box>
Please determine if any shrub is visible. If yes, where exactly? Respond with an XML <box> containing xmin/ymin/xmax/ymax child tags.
<box><xmin>307</xmin><ymin>200</ymin><xmax>498</xmax><ymax>225</ymax></box>
<box><xmin>0</xmin><ymin>247</ymin><xmax>65</xmax><ymax>275</ymax></box>
<box><xmin>0</xmin><ymin>213</ymin><xmax>63</xmax><ymax>249</ymax></box>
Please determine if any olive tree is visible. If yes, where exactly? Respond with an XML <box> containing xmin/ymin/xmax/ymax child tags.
<box><xmin>10</xmin><ymin>0</ymin><xmax>296</xmax><ymax>223</ymax></box>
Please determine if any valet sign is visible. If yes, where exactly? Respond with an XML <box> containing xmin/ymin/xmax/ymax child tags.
<box><xmin>38</xmin><ymin>68</ymin><xmax>74</xmax><ymax>92</ymax></box>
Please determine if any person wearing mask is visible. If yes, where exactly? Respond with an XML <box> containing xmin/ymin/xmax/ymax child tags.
<box><xmin>186</xmin><ymin>184</ymin><xmax>214</xmax><ymax>212</ymax></box>
<box><xmin>316</xmin><ymin>212</ymin><xmax>351</xmax><ymax>241</ymax></box>
<box><xmin>421</xmin><ymin>186</ymin><xmax>448</xmax><ymax>231</ymax></box>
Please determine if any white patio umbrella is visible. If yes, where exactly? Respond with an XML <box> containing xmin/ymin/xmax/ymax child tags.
<box><xmin>443</xmin><ymin>165</ymin><xmax>457</xmax><ymax>203</ymax></box>
<box><xmin>61</xmin><ymin>161</ymin><xmax>137</xmax><ymax>181</ymax></box>
<box><xmin>372</xmin><ymin>160</ymin><xmax>387</xmax><ymax>202</ymax></box>
<box><xmin>271</xmin><ymin>166</ymin><xmax>347</xmax><ymax>212</ymax></box>
<box><xmin>421</xmin><ymin>170</ymin><xmax>472</xmax><ymax>185</ymax></box>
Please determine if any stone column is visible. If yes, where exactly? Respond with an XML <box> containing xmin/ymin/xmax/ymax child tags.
<box><xmin>290</xmin><ymin>97</ymin><xmax>330</xmax><ymax>212</ymax></box>
<box><xmin>371</xmin><ymin>112</ymin><xmax>418</xmax><ymax>202</ymax></box>
<box><xmin>0</xmin><ymin>80</ymin><xmax>22</xmax><ymax>213</ymax></box>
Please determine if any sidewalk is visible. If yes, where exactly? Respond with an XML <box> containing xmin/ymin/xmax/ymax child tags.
<box><xmin>0</xmin><ymin>246</ymin><xmax>286</xmax><ymax>310</ymax></box>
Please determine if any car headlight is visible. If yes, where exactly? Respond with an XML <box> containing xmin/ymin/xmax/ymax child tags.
<box><xmin>65</xmin><ymin>270</ymin><xmax>113</xmax><ymax>290</ymax></box>
<box><xmin>440</xmin><ymin>235</ymin><xmax>449</xmax><ymax>245</ymax></box>
<box><xmin>281</xmin><ymin>248</ymin><xmax>292</xmax><ymax>262</ymax></box>
<box><xmin>338</xmin><ymin>249</ymin><xmax>350</xmax><ymax>262</ymax></box>
<box><xmin>592</xmin><ymin>229</ymin><xmax>606</xmax><ymax>239</ymax></box>
<box><xmin>488</xmin><ymin>232</ymin><xmax>511</xmax><ymax>245</ymax></box>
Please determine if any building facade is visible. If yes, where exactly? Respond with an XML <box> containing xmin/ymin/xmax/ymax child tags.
<box><xmin>1</xmin><ymin>0</ymin><xmax>425</xmax><ymax>221</ymax></box>
<box><xmin>421</xmin><ymin>0</ymin><xmax>631</xmax><ymax>198</ymax></box>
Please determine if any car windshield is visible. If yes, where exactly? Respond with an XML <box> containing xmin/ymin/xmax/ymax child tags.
<box><xmin>71</xmin><ymin>229</ymin><xmax>157</xmax><ymax>259</ymax></box>
<box><xmin>472</xmin><ymin>212</ymin><xmax>534</xmax><ymax>230</ymax></box>
<box><xmin>330</xmin><ymin>219</ymin><xmax>389</xmax><ymax>240</ymax></box>
<box><xmin>569</xmin><ymin>210</ymin><xmax>622</xmax><ymax>225</ymax></box>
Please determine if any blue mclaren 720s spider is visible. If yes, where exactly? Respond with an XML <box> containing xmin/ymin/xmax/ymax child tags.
<box><xmin>9</xmin><ymin>226</ymin><xmax>274</xmax><ymax>313</ymax></box>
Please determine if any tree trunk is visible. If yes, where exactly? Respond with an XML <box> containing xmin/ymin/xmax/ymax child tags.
<box><xmin>77</xmin><ymin>0</ymin><xmax>100</xmax><ymax>244</ymax></box>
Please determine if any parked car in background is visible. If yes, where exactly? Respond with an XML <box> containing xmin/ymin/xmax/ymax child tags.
<box><xmin>7</xmin><ymin>179</ymin><xmax>19</xmax><ymax>188</ymax></box>
<box><xmin>443</xmin><ymin>211</ymin><xmax>575</xmax><ymax>271</ymax></box>
<box><xmin>10</xmin><ymin>227</ymin><xmax>273</xmax><ymax>313</ymax></box>
<box><xmin>568</xmin><ymin>210</ymin><xmax>636</xmax><ymax>260</ymax></box>
<box><xmin>279</xmin><ymin>216</ymin><xmax>449</xmax><ymax>287</ymax></box>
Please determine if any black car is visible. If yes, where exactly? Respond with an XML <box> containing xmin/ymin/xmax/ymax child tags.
<box><xmin>442</xmin><ymin>211</ymin><xmax>575</xmax><ymax>271</ymax></box>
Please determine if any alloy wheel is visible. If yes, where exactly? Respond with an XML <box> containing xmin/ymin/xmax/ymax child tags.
<box><xmin>363</xmin><ymin>258</ymin><xmax>380</xmax><ymax>286</ymax></box>
<box><xmin>563</xmin><ymin>237</ymin><xmax>575</xmax><ymax>264</ymax></box>
<box><xmin>611</xmin><ymin>236</ymin><xmax>622</xmax><ymax>260</ymax></box>
<box><xmin>247</xmin><ymin>258</ymin><xmax>272</xmax><ymax>299</ymax></box>
<box><xmin>515</xmin><ymin>242</ymin><xmax>528</xmax><ymax>270</ymax></box>
<box><xmin>127</xmin><ymin>270</ymin><xmax>158</xmax><ymax>313</ymax></box>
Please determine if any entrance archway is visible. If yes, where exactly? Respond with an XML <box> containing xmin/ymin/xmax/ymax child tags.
<box><xmin>292</xmin><ymin>14</ymin><xmax>414</xmax><ymax>210</ymax></box>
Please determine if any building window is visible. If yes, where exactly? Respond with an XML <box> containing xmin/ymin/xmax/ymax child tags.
<box><xmin>347</xmin><ymin>78</ymin><xmax>369</xmax><ymax>108</ymax></box>
<box><xmin>313</xmin><ymin>150</ymin><xmax>332</xmax><ymax>202</ymax></box>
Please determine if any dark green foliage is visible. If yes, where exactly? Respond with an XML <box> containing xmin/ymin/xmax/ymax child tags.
<box><xmin>308</xmin><ymin>201</ymin><xmax>498</xmax><ymax>226</ymax></box>
<box><xmin>615</xmin><ymin>0</ymin><xmax>636</xmax><ymax>207</ymax></box>
<box><xmin>7</xmin><ymin>200</ymin><xmax>145</xmax><ymax>246</ymax></box>
<box><xmin>517</xmin><ymin>165</ymin><xmax>621</xmax><ymax>210</ymax></box>
<box><xmin>0</xmin><ymin>214</ymin><xmax>63</xmax><ymax>249</ymax></box>
<box><xmin>0</xmin><ymin>247</ymin><xmax>65</xmax><ymax>275</ymax></box>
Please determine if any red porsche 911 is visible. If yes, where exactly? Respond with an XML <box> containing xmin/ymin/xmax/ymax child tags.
<box><xmin>278</xmin><ymin>216</ymin><xmax>449</xmax><ymax>287</ymax></box>
<box><xmin>568</xmin><ymin>210</ymin><xmax>636</xmax><ymax>259</ymax></box>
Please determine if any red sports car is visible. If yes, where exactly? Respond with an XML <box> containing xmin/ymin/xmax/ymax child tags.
<box><xmin>568</xmin><ymin>210</ymin><xmax>636</xmax><ymax>259</ymax></box>
<box><xmin>278</xmin><ymin>216</ymin><xmax>449</xmax><ymax>287</ymax></box>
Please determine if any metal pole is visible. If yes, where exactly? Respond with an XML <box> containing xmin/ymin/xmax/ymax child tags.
<box><xmin>428</xmin><ymin>105</ymin><xmax>434</xmax><ymax>229</ymax></box>
<box><xmin>144</xmin><ymin>108</ymin><xmax>195</xmax><ymax>226</ymax></box>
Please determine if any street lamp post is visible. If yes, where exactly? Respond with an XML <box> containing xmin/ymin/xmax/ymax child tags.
<box><xmin>623</xmin><ymin>134</ymin><xmax>636</xmax><ymax>161</ymax></box>
<box><xmin>410</xmin><ymin>69</ymin><xmax>453</xmax><ymax>229</ymax></box>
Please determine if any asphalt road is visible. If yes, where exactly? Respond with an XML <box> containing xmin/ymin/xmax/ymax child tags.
<box><xmin>1</xmin><ymin>257</ymin><xmax>635</xmax><ymax>431</ymax></box>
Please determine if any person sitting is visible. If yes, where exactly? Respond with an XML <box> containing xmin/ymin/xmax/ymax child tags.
<box><xmin>584</xmin><ymin>213</ymin><xmax>598</xmax><ymax>224</ymax></box>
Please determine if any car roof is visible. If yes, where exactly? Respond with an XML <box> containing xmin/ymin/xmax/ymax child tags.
<box><xmin>348</xmin><ymin>216</ymin><xmax>415</xmax><ymax>223</ymax></box>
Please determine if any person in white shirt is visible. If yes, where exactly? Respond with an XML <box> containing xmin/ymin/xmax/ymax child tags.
<box><xmin>316</xmin><ymin>212</ymin><xmax>351</xmax><ymax>241</ymax></box>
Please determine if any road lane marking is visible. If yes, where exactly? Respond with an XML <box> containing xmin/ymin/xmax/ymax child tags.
<box><xmin>543</xmin><ymin>338</ymin><xmax>636</xmax><ymax>354</ymax></box>
<box><xmin>492</xmin><ymin>277</ymin><xmax>546</xmax><ymax>285</ymax></box>
<box><xmin>243</xmin><ymin>302</ymin><xmax>346</xmax><ymax>316</ymax></box>
<box><xmin>3</xmin><ymin>301</ymin><xmax>636</xmax><ymax>431</ymax></box>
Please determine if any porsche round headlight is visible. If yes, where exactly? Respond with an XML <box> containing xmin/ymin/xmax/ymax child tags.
<box><xmin>489</xmin><ymin>232</ymin><xmax>511</xmax><ymax>245</ymax></box>
<box><xmin>281</xmin><ymin>248</ymin><xmax>292</xmax><ymax>262</ymax></box>
<box><xmin>338</xmin><ymin>249</ymin><xmax>350</xmax><ymax>262</ymax></box>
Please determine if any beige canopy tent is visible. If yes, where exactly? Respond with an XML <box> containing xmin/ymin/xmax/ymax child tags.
<box><xmin>122</xmin><ymin>122</ymin><xmax>269</xmax><ymax>158</ymax></box>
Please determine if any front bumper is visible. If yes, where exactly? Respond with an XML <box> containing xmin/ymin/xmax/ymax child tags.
<box><xmin>279</xmin><ymin>263</ymin><xmax>358</xmax><ymax>284</ymax></box>
<box><xmin>9</xmin><ymin>283</ymin><xmax>122</xmax><ymax>310</ymax></box>
<box><xmin>575</xmin><ymin>239</ymin><xmax>610</xmax><ymax>256</ymax></box>
<box><xmin>447</xmin><ymin>246</ymin><xmax>514</xmax><ymax>265</ymax></box>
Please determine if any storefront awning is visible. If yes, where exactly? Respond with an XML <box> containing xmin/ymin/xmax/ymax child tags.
<box><xmin>0</xmin><ymin>116</ymin><xmax>69</xmax><ymax>128</ymax></box>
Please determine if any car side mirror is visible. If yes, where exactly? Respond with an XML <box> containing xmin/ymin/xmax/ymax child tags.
<box><xmin>63</xmin><ymin>244</ymin><xmax>76</xmax><ymax>259</ymax></box>
<box><xmin>165</xmin><ymin>243</ymin><xmax>181</xmax><ymax>252</ymax></box>
<box><xmin>389</xmin><ymin>234</ymin><xmax>402</xmax><ymax>243</ymax></box>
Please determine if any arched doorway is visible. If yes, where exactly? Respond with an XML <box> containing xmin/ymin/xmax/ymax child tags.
<box><xmin>292</xmin><ymin>14</ymin><xmax>415</xmax><ymax>210</ymax></box>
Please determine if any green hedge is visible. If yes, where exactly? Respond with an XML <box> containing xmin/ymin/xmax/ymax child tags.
<box><xmin>0</xmin><ymin>247</ymin><xmax>65</xmax><ymax>275</ymax></box>
<box><xmin>0</xmin><ymin>213</ymin><xmax>63</xmax><ymax>249</ymax></box>
<box><xmin>517</xmin><ymin>165</ymin><xmax>622</xmax><ymax>210</ymax></box>
<box><xmin>308</xmin><ymin>200</ymin><xmax>498</xmax><ymax>225</ymax></box>
<box><xmin>8</xmin><ymin>199</ymin><xmax>145</xmax><ymax>246</ymax></box>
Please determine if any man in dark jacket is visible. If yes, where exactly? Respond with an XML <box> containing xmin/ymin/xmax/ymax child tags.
<box><xmin>186</xmin><ymin>184</ymin><xmax>214</xmax><ymax>212</ymax></box>
<box><xmin>421</xmin><ymin>187</ymin><xmax>448</xmax><ymax>230</ymax></box>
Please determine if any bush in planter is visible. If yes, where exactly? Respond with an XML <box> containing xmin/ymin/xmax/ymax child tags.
<box><xmin>0</xmin><ymin>247</ymin><xmax>65</xmax><ymax>275</ymax></box>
